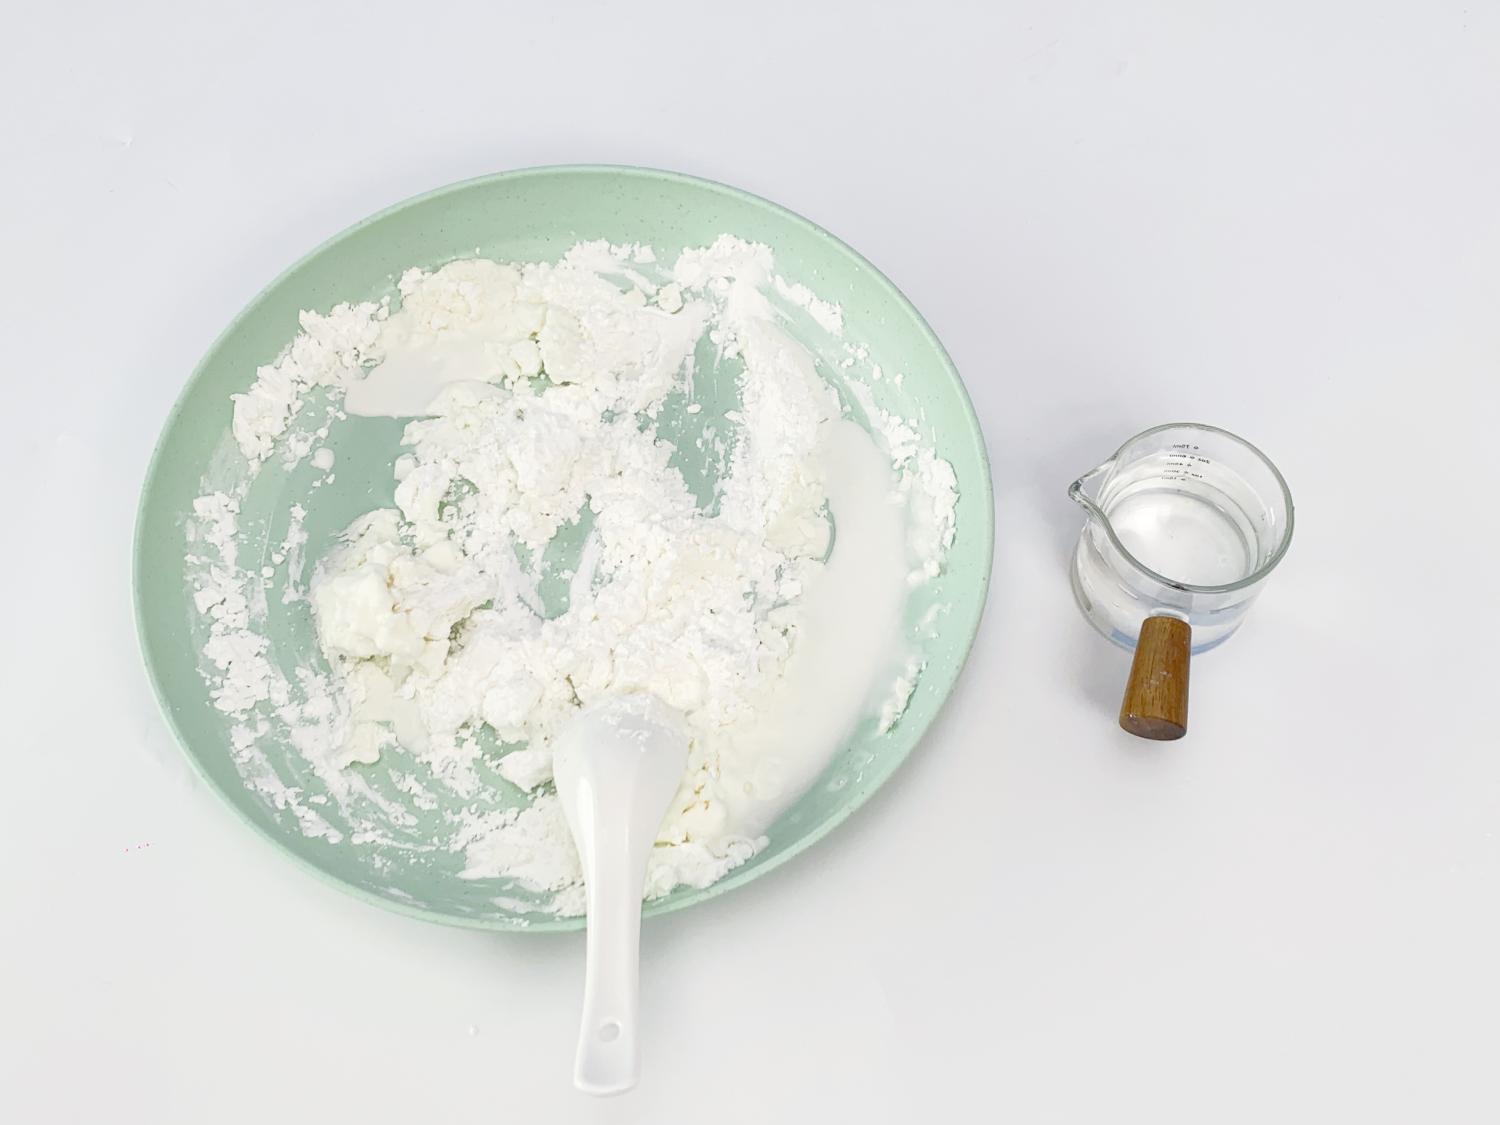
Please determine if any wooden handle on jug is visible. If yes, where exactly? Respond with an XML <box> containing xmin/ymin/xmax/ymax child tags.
<box><xmin>1119</xmin><ymin>615</ymin><xmax>1191</xmax><ymax>740</ymax></box>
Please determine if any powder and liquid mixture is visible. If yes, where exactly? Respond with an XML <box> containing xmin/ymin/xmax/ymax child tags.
<box><xmin>187</xmin><ymin>236</ymin><xmax>956</xmax><ymax>915</ymax></box>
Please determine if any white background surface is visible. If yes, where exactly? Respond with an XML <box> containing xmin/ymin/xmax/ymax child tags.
<box><xmin>4</xmin><ymin>2</ymin><xmax>1497</xmax><ymax>1121</ymax></box>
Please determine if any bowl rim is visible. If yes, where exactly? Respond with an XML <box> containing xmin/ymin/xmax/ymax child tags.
<box><xmin>133</xmin><ymin>164</ymin><xmax>995</xmax><ymax>933</ymax></box>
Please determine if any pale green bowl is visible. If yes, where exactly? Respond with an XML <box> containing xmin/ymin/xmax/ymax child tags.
<box><xmin>134</xmin><ymin>166</ymin><xmax>993</xmax><ymax>932</ymax></box>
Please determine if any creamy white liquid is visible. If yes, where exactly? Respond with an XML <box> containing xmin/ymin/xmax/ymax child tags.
<box><xmin>713</xmin><ymin>417</ymin><xmax>909</xmax><ymax>834</ymax></box>
<box><xmin>344</xmin><ymin>333</ymin><xmax>499</xmax><ymax>417</ymax></box>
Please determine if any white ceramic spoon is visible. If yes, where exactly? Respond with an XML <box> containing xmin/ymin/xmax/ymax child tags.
<box><xmin>552</xmin><ymin>694</ymin><xmax>689</xmax><ymax>1096</ymax></box>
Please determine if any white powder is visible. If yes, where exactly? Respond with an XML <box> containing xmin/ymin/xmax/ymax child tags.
<box><xmin>277</xmin><ymin>503</ymin><xmax>309</xmax><ymax>604</ymax></box>
<box><xmin>190</xmin><ymin>492</ymin><xmax>279</xmax><ymax>717</ymax></box>
<box><xmin>231</xmin><ymin>303</ymin><xmax>384</xmax><ymax>463</ymax></box>
<box><xmin>185</xmin><ymin>235</ymin><xmax>959</xmax><ymax>915</ymax></box>
<box><xmin>876</xmin><ymin>655</ymin><xmax>923</xmax><ymax>735</ymax></box>
<box><xmin>772</xmin><ymin>275</ymin><xmax>845</xmax><ymax>335</ymax></box>
<box><xmin>845</xmin><ymin>377</ymin><xmax>959</xmax><ymax>583</ymax></box>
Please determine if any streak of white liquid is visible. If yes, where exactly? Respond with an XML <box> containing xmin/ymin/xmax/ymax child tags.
<box><xmin>713</xmin><ymin>417</ymin><xmax>909</xmax><ymax>835</ymax></box>
<box><xmin>345</xmin><ymin>332</ymin><xmax>499</xmax><ymax>417</ymax></box>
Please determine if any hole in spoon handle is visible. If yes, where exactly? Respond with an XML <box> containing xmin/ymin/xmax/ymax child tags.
<box><xmin>1120</xmin><ymin>615</ymin><xmax>1190</xmax><ymax>740</ymax></box>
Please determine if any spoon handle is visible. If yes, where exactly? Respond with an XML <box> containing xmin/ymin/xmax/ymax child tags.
<box><xmin>1120</xmin><ymin>615</ymin><xmax>1191</xmax><ymax>740</ymax></box>
<box><xmin>572</xmin><ymin>804</ymin><xmax>651</xmax><ymax>1095</ymax></box>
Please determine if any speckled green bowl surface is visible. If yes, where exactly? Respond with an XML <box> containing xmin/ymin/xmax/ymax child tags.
<box><xmin>134</xmin><ymin>166</ymin><xmax>993</xmax><ymax>931</ymax></box>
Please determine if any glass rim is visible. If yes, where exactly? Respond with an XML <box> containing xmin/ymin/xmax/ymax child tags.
<box><xmin>1068</xmin><ymin>421</ymin><xmax>1296</xmax><ymax>595</ymax></box>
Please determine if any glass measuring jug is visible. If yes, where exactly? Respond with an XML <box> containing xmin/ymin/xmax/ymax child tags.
<box><xmin>1069</xmin><ymin>423</ymin><xmax>1294</xmax><ymax>738</ymax></box>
